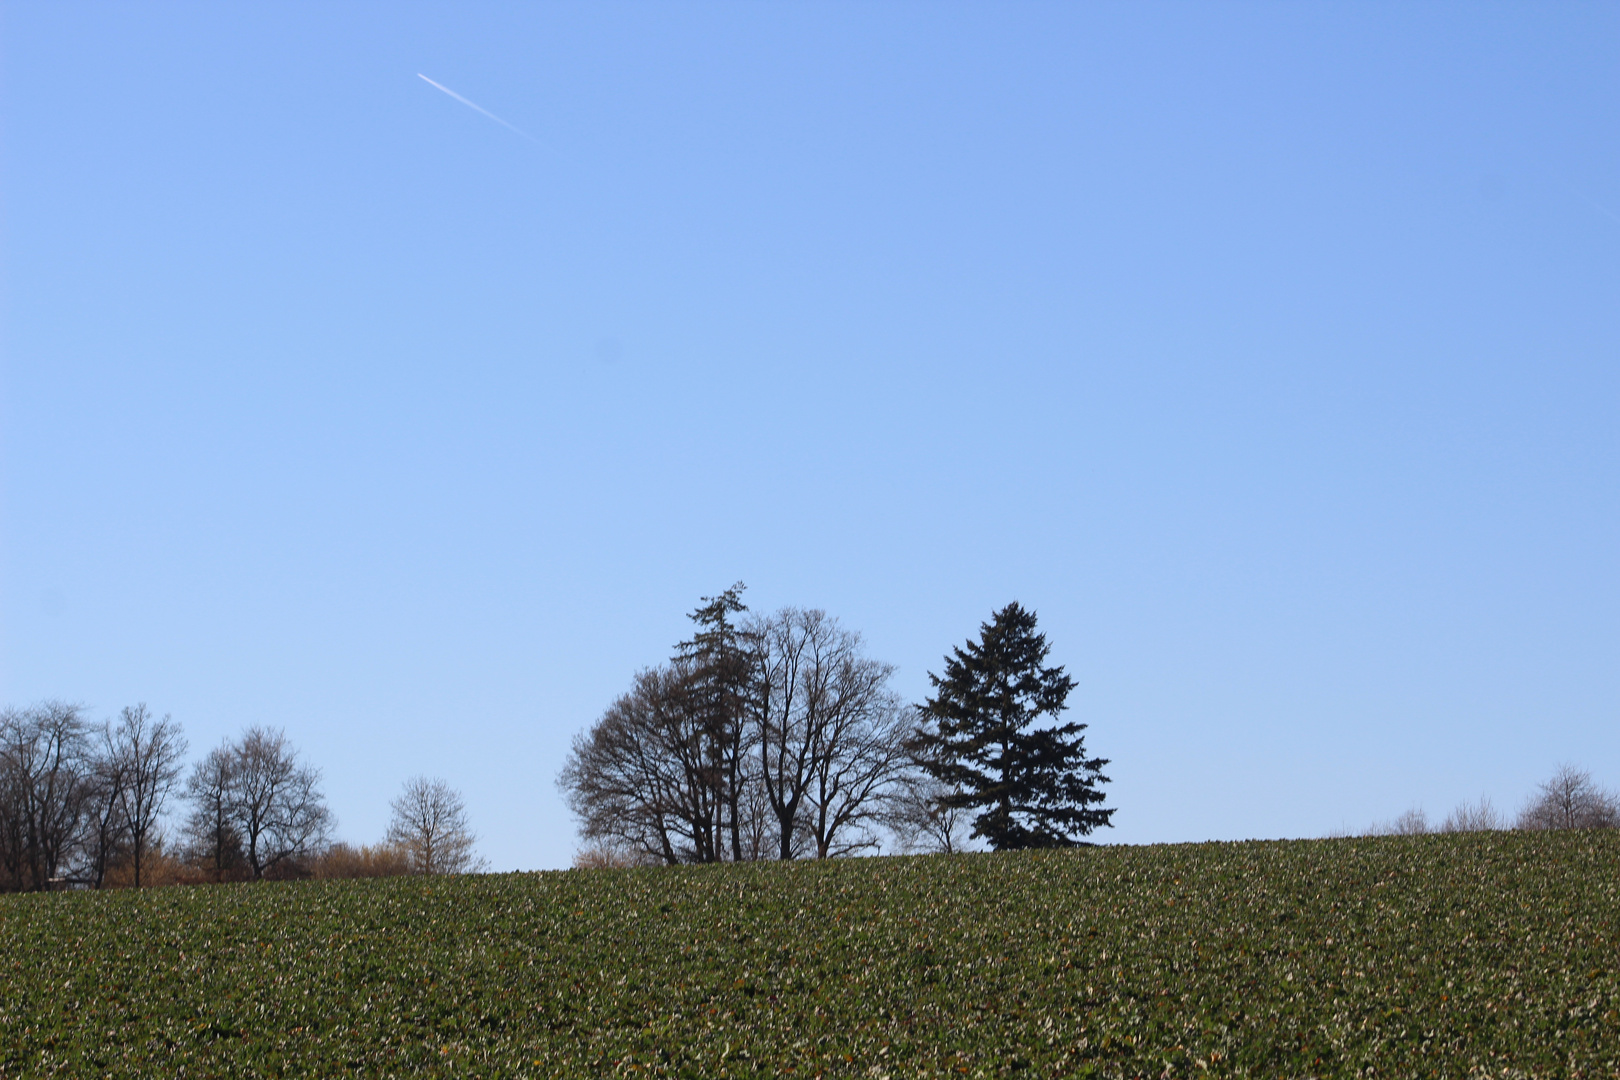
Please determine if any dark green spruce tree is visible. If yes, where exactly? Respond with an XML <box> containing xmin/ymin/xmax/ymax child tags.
<box><xmin>915</xmin><ymin>602</ymin><xmax>1112</xmax><ymax>849</ymax></box>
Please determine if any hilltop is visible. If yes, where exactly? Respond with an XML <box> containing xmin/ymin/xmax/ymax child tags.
<box><xmin>2</xmin><ymin>831</ymin><xmax>1617</xmax><ymax>1077</ymax></box>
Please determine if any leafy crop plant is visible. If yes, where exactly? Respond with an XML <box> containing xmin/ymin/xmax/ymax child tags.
<box><xmin>2</xmin><ymin>830</ymin><xmax>1617</xmax><ymax>1077</ymax></box>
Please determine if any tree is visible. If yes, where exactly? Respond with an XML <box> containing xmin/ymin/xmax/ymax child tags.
<box><xmin>1441</xmin><ymin>797</ymin><xmax>1501</xmax><ymax>833</ymax></box>
<box><xmin>231</xmin><ymin>727</ymin><xmax>332</xmax><ymax>878</ymax></box>
<box><xmin>182</xmin><ymin>744</ymin><xmax>244</xmax><ymax>881</ymax></box>
<box><xmin>561</xmin><ymin>663</ymin><xmax>727</xmax><ymax>864</ymax></box>
<box><xmin>386</xmin><ymin>776</ymin><xmax>484</xmax><ymax>875</ymax></box>
<box><xmin>562</xmin><ymin>587</ymin><xmax>757</xmax><ymax>866</ymax></box>
<box><xmin>913</xmin><ymin>602</ymin><xmax>1113</xmax><ymax>849</ymax></box>
<box><xmin>674</xmin><ymin>584</ymin><xmax>754</xmax><ymax>862</ymax></box>
<box><xmin>1367</xmin><ymin>807</ymin><xmax>1430</xmax><ymax>836</ymax></box>
<box><xmin>105</xmin><ymin>704</ymin><xmax>187</xmax><ymax>888</ymax></box>
<box><xmin>188</xmin><ymin>727</ymin><xmax>332</xmax><ymax>880</ymax></box>
<box><xmin>559</xmin><ymin>589</ymin><xmax>915</xmax><ymax>863</ymax></box>
<box><xmin>81</xmin><ymin>734</ymin><xmax>129</xmax><ymax>889</ymax></box>
<box><xmin>884</xmin><ymin>727</ymin><xmax>975</xmax><ymax>854</ymax></box>
<box><xmin>748</xmin><ymin>609</ymin><xmax>910</xmax><ymax>859</ymax></box>
<box><xmin>754</xmin><ymin>612</ymin><xmax>913</xmax><ymax>854</ymax></box>
<box><xmin>0</xmin><ymin>702</ymin><xmax>94</xmax><ymax>891</ymax></box>
<box><xmin>1517</xmin><ymin>765</ymin><xmax>1619</xmax><ymax>831</ymax></box>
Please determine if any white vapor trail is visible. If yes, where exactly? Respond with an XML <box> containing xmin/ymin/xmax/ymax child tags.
<box><xmin>418</xmin><ymin>74</ymin><xmax>535</xmax><ymax>142</ymax></box>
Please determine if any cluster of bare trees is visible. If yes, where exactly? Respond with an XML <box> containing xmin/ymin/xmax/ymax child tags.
<box><xmin>184</xmin><ymin>727</ymin><xmax>333</xmax><ymax>881</ymax></box>
<box><xmin>1</xmin><ymin>702</ymin><xmax>188</xmax><ymax>891</ymax></box>
<box><xmin>1366</xmin><ymin>764</ymin><xmax>1619</xmax><ymax>837</ymax></box>
<box><xmin>560</xmin><ymin>588</ymin><xmax>936</xmax><ymax>865</ymax></box>
<box><xmin>2</xmin><ymin>700</ymin><xmax>484</xmax><ymax>892</ymax></box>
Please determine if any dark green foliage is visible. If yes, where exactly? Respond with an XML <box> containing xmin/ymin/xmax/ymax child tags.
<box><xmin>3</xmin><ymin>832</ymin><xmax>1619</xmax><ymax>1077</ymax></box>
<box><xmin>915</xmin><ymin>602</ymin><xmax>1112</xmax><ymax>848</ymax></box>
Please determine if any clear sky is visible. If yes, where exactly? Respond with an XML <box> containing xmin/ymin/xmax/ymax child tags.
<box><xmin>3</xmin><ymin>3</ymin><xmax>1616</xmax><ymax>870</ymax></box>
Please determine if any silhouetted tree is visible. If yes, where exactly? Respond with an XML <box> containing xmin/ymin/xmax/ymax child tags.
<box><xmin>885</xmin><ymin>724</ymin><xmax>974</xmax><ymax>854</ymax></box>
<box><xmin>751</xmin><ymin>608</ymin><xmax>911</xmax><ymax>859</ymax></box>
<box><xmin>675</xmin><ymin>584</ymin><xmax>754</xmax><ymax>861</ymax></box>
<box><xmin>0</xmin><ymin>702</ymin><xmax>94</xmax><ymax>891</ymax></box>
<box><xmin>182</xmin><ymin>744</ymin><xmax>245</xmax><ymax>881</ymax></box>
<box><xmin>561</xmin><ymin>662</ymin><xmax>726</xmax><ymax>864</ymax></box>
<box><xmin>81</xmin><ymin>734</ymin><xmax>129</xmax><ymax>889</ymax></box>
<box><xmin>105</xmin><ymin>704</ymin><xmax>187</xmax><ymax>888</ymax></box>
<box><xmin>1367</xmin><ymin>807</ymin><xmax>1430</xmax><ymax>836</ymax></box>
<box><xmin>187</xmin><ymin>727</ymin><xmax>331</xmax><ymax>880</ymax></box>
<box><xmin>913</xmin><ymin>603</ymin><xmax>1112</xmax><ymax>849</ymax></box>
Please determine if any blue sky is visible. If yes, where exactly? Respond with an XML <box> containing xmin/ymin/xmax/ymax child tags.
<box><xmin>3</xmin><ymin>3</ymin><xmax>1616</xmax><ymax>870</ymax></box>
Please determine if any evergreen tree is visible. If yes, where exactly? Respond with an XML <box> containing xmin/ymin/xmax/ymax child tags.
<box><xmin>673</xmin><ymin>583</ymin><xmax>753</xmax><ymax>861</ymax></box>
<box><xmin>915</xmin><ymin>602</ymin><xmax>1112</xmax><ymax>849</ymax></box>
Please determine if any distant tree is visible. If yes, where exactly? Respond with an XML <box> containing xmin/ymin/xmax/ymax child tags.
<box><xmin>674</xmin><ymin>584</ymin><xmax>754</xmax><ymax>862</ymax></box>
<box><xmin>571</xmin><ymin>843</ymin><xmax>657</xmax><ymax>869</ymax></box>
<box><xmin>386</xmin><ymin>776</ymin><xmax>485</xmax><ymax>875</ymax></box>
<box><xmin>1517</xmin><ymin>765</ymin><xmax>1619</xmax><ymax>831</ymax></box>
<box><xmin>81</xmin><ymin>736</ymin><xmax>129</xmax><ymax>889</ymax></box>
<box><xmin>561</xmin><ymin>662</ymin><xmax>727</xmax><ymax>864</ymax></box>
<box><xmin>187</xmin><ymin>727</ymin><xmax>331</xmax><ymax>880</ymax></box>
<box><xmin>1441</xmin><ymin>797</ymin><xmax>1502</xmax><ymax>833</ymax></box>
<box><xmin>1367</xmin><ymin>807</ymin><xmax>1430</xmax><ymax>836</ymax></box>
<box><xmin>0</xmin><ymin>702</ymin><xmax>94</xmax><ymax>891</ymax></box>
<box><xmin>912</xmin><ymin>603</ymin><xmax>1113</xmax><ymax>850</ymax></box>
<box><xmin>750</xmin><ymin>608</ymin><xmax>912</xmax><ymax>859</ymax></box>
<box><xmin>884</xmin><ymin>773</ymin><xmax>975</xmax><ymax>854</ymax></box>
<box><xmin>182</xmin><ymin>745</ymin><xmax>246</xmax><ymax>881</ymax></box>
<box><xmin>884</xmin><ymin>725</ymin><xmax>975</xmax><ymax>854</ymax></box>
<box><xmin>105</xmin><ymin>704</ymin><xmax>187</xmax><ymax>888</ymax></box>
<box><xmin>232</xmin><ymin>727</ymin><xmax>332</xmax><ymax>878</ymax></box>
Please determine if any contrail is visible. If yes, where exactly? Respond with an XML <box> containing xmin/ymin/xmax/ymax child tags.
<box><xmin>418</xmin><ymin>74</ymin><xmax>535</xmax><ymax>142</ymax></box>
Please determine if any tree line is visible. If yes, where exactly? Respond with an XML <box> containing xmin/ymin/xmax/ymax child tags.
<box><xmin>559</xmin><ymin>586</ymin><xmax>1114</xmax><ymax>865</ymax></box>
<box><xmin>1367</xmin><ymin>764</ymin><xmax>1620</xmax><ymax>837</ymax></box>
<box><xmin>0</xmin><ymin>704</ymin><xmax>482</xmax><ymax>893</ymax></box>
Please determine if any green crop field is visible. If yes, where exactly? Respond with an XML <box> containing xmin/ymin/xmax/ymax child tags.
<box><xmin>2</xmin><ymin>831</ymin><xmax>1617</xmax><ymax>1078</ymax></box>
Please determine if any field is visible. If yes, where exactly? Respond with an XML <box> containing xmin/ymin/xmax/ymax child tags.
<box><xmin>2</xmin><ymin>832</ymin><xmax>1617</xmax><ymax>1078</ymax></box>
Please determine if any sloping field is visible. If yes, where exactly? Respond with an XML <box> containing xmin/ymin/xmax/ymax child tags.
<box><xmin>2</xmin><ymin>832</ymin><xmax>1617</xmax><ymax>1078</ymax></box>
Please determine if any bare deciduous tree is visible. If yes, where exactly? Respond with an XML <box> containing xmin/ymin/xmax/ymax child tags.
<box><xmin>885</xmin><ymin>725</ymin><xmax>975</xmax><ymax>854</ymax></box>
<box><xmin>187</xmin><ymin>727</ymin><xmax>331</xmax><ymax>880</ymax></box>
<box><xmin>386</xmin><ymin>776</ymin><xmax>485</xmax><ymax>875</ymax></box>
<box><xmin>793</xmin><ymin>649</ymin><xmax>911</xmax><ymax>857</ymax></box>
<box><xmin>1517</xmin><ymin>765</ymin><xmax>1619</xmax><ymax>831</ymax></box>
<box><xmin>0</xmin><ymin>702</ymin><xmax>94</xmax><ymax>891</ymax></box>
<box><xmin>748</xmin><ymin>608</ymin><xmax>913</xmax><ymax>858</ymax></box>
<box><xmin>571</xmin><ymin>843</ymin><xmax>659</xmax><ymax>869</ymax></box>
<box><xmin>1366</xmin><ymin>807</ymin><xmax>1430</xmax><ymax>836</ymax></box>
<box><xmin>561</xmin><ymin>663</ymin><xmax>725</xmax><ymax>865</ymax></box>
<box><xmin>884</xmin><ymin>772</ymin><xmax>975</xmax><ymax>854</ymax></box>
<box><xmin>106</xmin><ymin>704</ymin><xmax>187</xmax><ymax>888</ymax></box>
<box><xmin>1441</xmin><ymin>797</ymin><xmax>1502</xmax><ymax>833</ymax></box>
<box><xmin>182</xmin><ymin>744</ymin><xmax>244</xmax><ymax>881</ymax></box>
<box><xmin>232</xmin><ymin>727</ymin><xmax>332</xmax><ymax>878</ymax></box>
<box><xmin>81</xmin><ymin>741</ymin><xmax>128</xmax><ymax>889</ymax></box>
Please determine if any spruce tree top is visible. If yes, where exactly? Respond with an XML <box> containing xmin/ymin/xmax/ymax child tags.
<box><xmin>918</xmin><ymin>602</ymin><xmax>1112</xmax><ymax>849</ymax></box>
